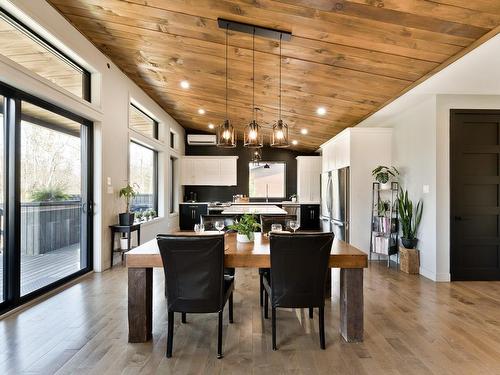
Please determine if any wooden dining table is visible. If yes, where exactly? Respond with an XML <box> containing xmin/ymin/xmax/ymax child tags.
<box><xmin>125</xmin><ymin>232</ymin><xmax>368</xmax><ymax>344</ymax></box>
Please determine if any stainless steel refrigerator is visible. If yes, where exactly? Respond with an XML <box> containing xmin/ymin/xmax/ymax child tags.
<box><xmin>320</xmin><ymin>167</ymin><xmax>350</xmax><ymax>242</ymax></box>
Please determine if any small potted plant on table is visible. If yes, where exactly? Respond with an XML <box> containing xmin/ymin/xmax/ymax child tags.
<box><xmin>118</xmin><ymin>183</ymin><xmax>138</xmax><ymax>226</ymax></box>
<box><xmin>228</xmin><ymin>214</ymin><xmax>261</xmax><ymax>243</ymax></box>
<box><xmin>398</xmin><ymin>188</ymin><xmax>423</xmax><ymax>274</ymax></box>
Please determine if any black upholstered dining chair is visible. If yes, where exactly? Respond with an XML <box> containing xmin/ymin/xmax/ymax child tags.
<box><xmin>263</xmin><ymin>232</ymin><xmax>334</xmax><ymax>350</ymax></box>
<box><xmin>157</xmin><ymin>234</ymin><xmax>235</xmax><ymax>359</ymax></box>
<box><xmin>200</xmin><ymin>214</ymin><xmax>237</xmax><ymax>232</ymax></box>
<box><xmin>258</xmin><ymin>214</ymin><xmax>297</xmax><ymax>307</ymax></box>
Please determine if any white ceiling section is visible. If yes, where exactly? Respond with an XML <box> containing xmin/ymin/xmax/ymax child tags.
<box><xmin>358</xmin><ymin>33</ymin><xmax>500</xmax><ymax>127</ymax></box>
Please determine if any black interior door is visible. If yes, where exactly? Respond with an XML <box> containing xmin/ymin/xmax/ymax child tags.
<box><xmin>451</xmin><ymin>110</ymin><xmax>500</xmax><ymax>280</ymax></box>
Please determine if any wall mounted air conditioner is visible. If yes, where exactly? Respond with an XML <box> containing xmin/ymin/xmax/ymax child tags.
<box><xmin>187</xmin><ymin>134</ymin><xmax>217</xmax><ymax>146</ymax></box>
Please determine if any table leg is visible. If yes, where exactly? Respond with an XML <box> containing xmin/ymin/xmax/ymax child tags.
<box><xmin>339</xmin><ymin>268</ymin><xmax>363</xmax><ymax>342</ymax></box>
<box><xmin>128</xmin><ymin>268</ymin><xmax>153</xmax><ymax>342</ymax></box>
<box><xmin>110</xmin><ymin>231</ymin><xmax>114</xmax><ymax>269</ymax></box>
<box><xmin>137</xmin><ymin>228</ymin><xmax>141</xmax><ymax>246</ymax></box>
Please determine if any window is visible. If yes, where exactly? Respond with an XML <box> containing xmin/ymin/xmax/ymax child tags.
<box><xmin>0</xmin><ymin>10</ymin><xmax>90</xmax><ymax>100</ymax></box>
<box><xmin>169</xmin><ymin>156</ymin><xmax>178</xmax><ymax>214</ymax></box>
<box><xmin>249</xmin><ymin>162</ymin><xmax>286</xmax><ymax>198</ymax></box>
<box><xmin>129</xmin><ymin>141</ymin><xmax>158</xmax><ymax>216</ymax></box>
<box><xmin>129</xmin><ymin>104</ymin><xmax>158</xmax><ymax>139</ymax></box>
<box><xmin>170</xmin><ymin>130</ymin><xmax>176</xmax><ymax>149</ymax></box>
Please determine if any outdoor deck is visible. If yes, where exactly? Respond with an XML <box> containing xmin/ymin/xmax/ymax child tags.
<box><xmin>0</xmin><ymin>245</ymin><xmax>81</xmax><ymax>297</ymax></box>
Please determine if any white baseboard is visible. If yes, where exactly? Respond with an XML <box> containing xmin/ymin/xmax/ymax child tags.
<box><xmin>419</xmin><ymin>267</ymin><xmax>451</xmax><ymax>282</ymax></box>
<box><xmin>419</xmin><ymin>267</ymin><xmax>436</xmax><ymax>281</ymax></box>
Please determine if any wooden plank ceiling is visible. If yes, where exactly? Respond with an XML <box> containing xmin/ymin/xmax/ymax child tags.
<box><xmin>48</xmin><ymin>0</ymin><xmax>500</xmax><ymax>151</ymax></box>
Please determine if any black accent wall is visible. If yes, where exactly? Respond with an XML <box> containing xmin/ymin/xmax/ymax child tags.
<box><xmin>184</xmin><ymin>131</ymin><xmax>317</xmax><ymax>202</ymax></box>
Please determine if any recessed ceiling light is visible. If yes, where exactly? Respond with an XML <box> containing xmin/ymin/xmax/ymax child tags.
<box><xmin>180</xmin><ymin>80</ymin><xmax>190</xmax><ymax>89</ymax></box>
<box><xmin>316</xmin><ymin>107</ymin><xmax>326</xmax><ymax>116</ymax></box>
<box><xmin>198</xmin><ymin>108</ymin><xmax>206</xmax><ymax>115</ymax></box>
<box><xmin>208</xmin><ymin>123</ymin><xmax>215</xmax><ymax>129</ymax></box>
<box><xmin>300</xmin><ymin>128</ymin><xmax>308</xmax><ymax>135</ymax></box>
<box><xmin>292</xmin><ymin>140</ymin><xmax>298</xmax><ymax>145</ymax></box>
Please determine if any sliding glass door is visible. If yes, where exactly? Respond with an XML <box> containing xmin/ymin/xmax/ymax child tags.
<box><xmin>0</xmin><ymin>94</ymin><xmax>4</xmax><ymax>304</ymax></box>
<box><xmin>0</xmin><ymin>83</ymin><xmax>92</xmax><ymax>312</ymax></box>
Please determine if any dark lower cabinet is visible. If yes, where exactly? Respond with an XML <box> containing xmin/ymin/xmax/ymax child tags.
<box><xmin>300</xmin><ymin>204</ymin><xmax>320</xmax><ymax>230</ymax></box>
<box><xmin>180</xmin><ymin>204</ymin><xmax>208</xmax><ymax>230</ymax></box>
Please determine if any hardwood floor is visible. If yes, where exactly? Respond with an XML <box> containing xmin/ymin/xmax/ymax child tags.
<box><xmin>1</xmin><ymin>261</ymin><xmax>500</xmax><ymax>374</ymax></box>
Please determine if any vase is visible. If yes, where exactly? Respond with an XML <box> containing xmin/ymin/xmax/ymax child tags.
<box><xmin>120</xmin><ymin>237</ymin><xmax>129</xmax><ymax>250</ymax></box>
<box><xmin>401</xmin><ymin>238</ymin><xmax>418</xmax><ymax>249</ymax></box>
<box><xmin>119</xmin><ymin>212</ymin><xmax>135</xmax><ymax>226</ymax></box>
<box><xmin>237</xmin><ymin>233</ymin><xmax>254</xmax><ymax>243</ymax></box>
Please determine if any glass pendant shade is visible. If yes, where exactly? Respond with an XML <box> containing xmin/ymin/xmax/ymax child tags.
<box><xmin>251</xmin><ymin>148</ymin><xmax>262</xmax><ymax>165</ymax></box>
<box><xmin>271</xmin><ymin>119</ymin><xmax>289</xmax><ymax>147</ymax></box>
<box><xmin>216</xmin><ymin>119</ymin><xmax>236</xmax><ymax>148</ymax></box>
<box><xmin>244</xmin><ymin>120</ymin><xmax>263</xmax><ymax>148</ymax></box>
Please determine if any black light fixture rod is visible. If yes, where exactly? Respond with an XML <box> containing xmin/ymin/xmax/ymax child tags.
<box><xmin>252</xmin><ymin>28</ymin><xmax>255</xmax><ymax>122</ymax></box>
<box><xmin>225</xmin><ymin>24</ymin><xmax>228</xmax><ymax>119</ymax></box>
<box><xmin>218</xmin><ymin>18</ymin><xmax>292</xmax><ymax>41</ymax></box>
<box><xmin>279</xmin><ymin>33</ymin><xmax>282</xmax><ymax>120</ymax></box>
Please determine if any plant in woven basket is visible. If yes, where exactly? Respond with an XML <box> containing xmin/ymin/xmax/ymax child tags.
<box><xmin>398</xmin><ymin>188</ymin><xmax>423</xmax><ymax>249</ymax></box>
<box><xmin>372</xmin><ymin>165</ymin><xmax>399</xmax><ymax>184</ymax></box>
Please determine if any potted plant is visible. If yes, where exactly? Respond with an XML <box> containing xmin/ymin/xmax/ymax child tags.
<box><xmin>135</xmin><ymin>211</ymin><xmax>143</xmax><ymax>223</ymax></box>
<box><xmin>398</xmin><ymin>188</ymin><xmax>423</xmax><ymax>249</ymax></box>
<box><xmin>228</xmin><ymin>214</ymin><xmax>261</xmax><ymax>243</ymax></box>
<box><xmin>150</xmin><ymin>209</ymin><xmax>157</xmax><ymax>219</ymax></box>
<box><xmin>118</xmin><ymin>183</ymin><xmax>138</xmax><ymax>226</ymax></box>
<box><xmin>289</xmin><ymin>194</ymin><xmax>297</xmax><ymax>203</ymax></box>
<box><xmin>372</xmin><ymin>165</ymin><xmax>399</xmax><ymax>190</ymax></box>
<box><xmin>143</xmin><ymin>209</ymin><xmax>151</xmax><ymax>221</ymax></box>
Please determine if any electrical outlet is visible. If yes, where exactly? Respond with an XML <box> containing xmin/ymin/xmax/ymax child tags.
<box><xmin>423</xmin><ymin>185</ymin><xmax>430</xmax><ymax>194</ymax></box>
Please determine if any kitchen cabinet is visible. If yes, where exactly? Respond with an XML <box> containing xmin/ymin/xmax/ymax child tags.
<box><xmin>296</xmin><ymin>156</ymin><xmax>321</xmax><ymax>203</ymax></box>
<box><xmin>179</xmin><ymin>203</ymin><xmax>208</xmax><ymax>230</ymax></box>
<box><xmin>300</xmin><ymin>204</ymin><xmax>320</xmax><ymax>230</ymax></box>
<box><xmin>181</xmin><ymin>156</ymin><xmax>238</xmax><ymax>186</ymax></box>
<box><xmin>319</xmin><ymin>128</ymin><xmax>392</xmax><ymax>253</ymax></box>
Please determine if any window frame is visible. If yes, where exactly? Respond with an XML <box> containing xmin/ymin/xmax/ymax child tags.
<box><xmin>169</xmin><ymin>155</ymin><xmax>178</xmax><ymax>215</ymax></box>
<box><xmin>248</xmin><ymin>161</ymin><xmax>287</xmax><ymax>199</ymax></box>
<box><xmin>128</xmin><ymin>140</ymin><xmax>159</xmax><ymax>215</ymax></box>
<box><xmin>0</xmin><ymin>8</ymin><xmax>91</xmax><ymax>101</ymax></box>
<box><xmin>129</xmin><ymin>103</ymin><xmax>159</xmax><ymax>140</ymax></box>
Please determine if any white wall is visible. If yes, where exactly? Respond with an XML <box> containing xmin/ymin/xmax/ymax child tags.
<box><xmin>0</xmin><ymin>0</ymin><xmax>185</xmax><ymax>271</ymax></box>
<box><xmin>382</xmin><ymin>97</ymin><xmax>437</xmax><ymax>279</ymax></box>
<box><xmin>357</xmin><ymin>32</ymin><xmax>500</xmax><ymax>281</ymax></box>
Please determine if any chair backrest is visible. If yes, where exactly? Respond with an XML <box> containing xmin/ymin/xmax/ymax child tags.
<box><xmin>200</xmin><ymin>215</ymin><xmax>237</xmax><ymax>232</ymax></box>
<box><xmin>260</xmin><ymin>214</ymin><xmax>297</xmax><ymax>234</ymax></box>
<box><xmin>157</xmin><ymin>234</ymin><xmax>225</xmax><ymax>313</ymax></box>
<box><xmin>269</xmin><ymin>232</ymin><xmax>334</xmax><ymax>308</ymax></box>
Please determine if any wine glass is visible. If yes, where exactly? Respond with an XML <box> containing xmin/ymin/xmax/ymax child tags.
<box><xmin>271</xmin><ymin>223</ymin><xmax>282</xmax><ymax>233</ymax></box>
<box><xmin>289</xmin><ymin>220</ymin><xmax>300</xmax><ymax>233</ymax></box>
<box><xmin>215</xmin><ymin>220</ymin><xmax>225</xmax><ymax>234</ymax></box>
<box><xmin>199</xmin><ymin>223</ymin><xmax>205</xmax><ymax>233</ymax></box>
<box><xmin>194</xmin><ymin>224</ymin><xmax>201</xmax><ymax>233</ymax></box>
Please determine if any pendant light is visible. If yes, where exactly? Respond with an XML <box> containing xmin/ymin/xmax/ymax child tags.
<box><xmin>271</xmin><ymin>33</ymin><xmax>289</xmax><ymax>148</ymax></box>
<box><xmin>217</xmin><ymin>24</ymin><xmax>236</xmax><ymax>148</ymax></box>
<box><xmin>244</xmin><ymin>29</ymin><xmax>263</xmax><ymax>148</ymax></box>
<box><xmin>251</xmin><ymin>148</ymin><xmax>262</xmax><ymax>165</ymax></box>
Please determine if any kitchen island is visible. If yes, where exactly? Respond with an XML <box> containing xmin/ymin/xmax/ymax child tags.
<box><xmin>221</xmin><ymin>204</ymin><xmax>287</xmax><ymax>215</ymax></box>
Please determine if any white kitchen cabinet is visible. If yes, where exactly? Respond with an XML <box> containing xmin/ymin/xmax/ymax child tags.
<box><xmin>296</xmin><ymin>156</ymin><xmax>321</xmax><ymax>203</ymax></box>
<box><xmin>181</xmin><ymin>156</ymin><xmax>238</xmax><ymax>186</ymax></box>
<box><xmin>320</xmin><ymin>128</ymin><xmax>392</xmax><ymax>254</ymax></box>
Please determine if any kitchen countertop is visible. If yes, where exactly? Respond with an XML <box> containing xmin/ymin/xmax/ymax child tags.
<box><xmin>221</xmin><ymin>205</ymin><xmax>288</xmax><ymax>215</ymax></box>
<box><xmin>180</xmin><ymin>201</ymin><xmax>319</xmax><ymax>205</ymax></box>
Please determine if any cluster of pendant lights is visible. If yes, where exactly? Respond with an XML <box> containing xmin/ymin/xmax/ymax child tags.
<box><xmin>216</xmin><ymin>25</ymin><xmax>289</xmax><ymax>150</ymax></box>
